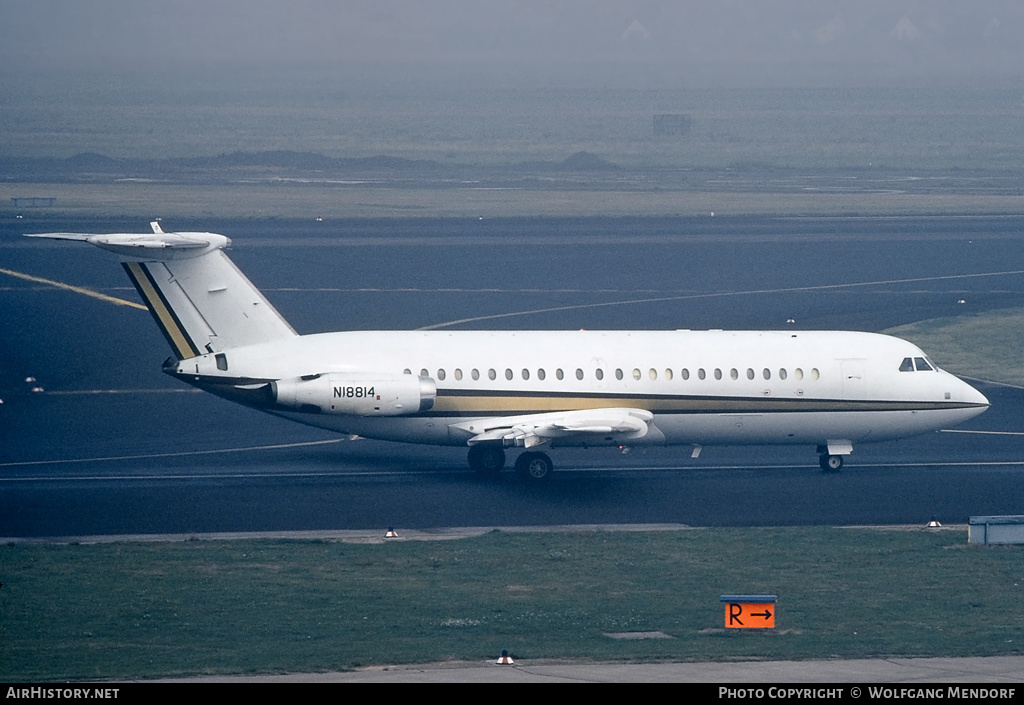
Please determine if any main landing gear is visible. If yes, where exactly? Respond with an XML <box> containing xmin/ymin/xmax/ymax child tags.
<box><xmin>467</xmin><ymin>443</ymin><xmax>505</xmax><ymax>478</ymax></box>
<box><xmin>514</xmin><ymin>451</ymin><xmax>553</xmax><ymax>482</ymax></box>
<box><xmin>466</xmin><ymin>444</ymin><xmax>554</xmax><ymax>482</ymax></box>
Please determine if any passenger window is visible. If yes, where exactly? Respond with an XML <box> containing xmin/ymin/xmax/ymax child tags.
<box><xmin>698</xmin><ymin>368</ymin><xmax>706</xmax><ymax>380</ymax></box>
<box><xmin>595</xmin><ymin>369</ymin><xmax>604</xmax><ymax>380</ymax></box>
<box><xmin>420</xmin><ymin>368</ymin><xmax>429</xmax><ymax>378</ymax></box>
<box><xmin>681</xmin><ymin>368</ymin><xmax>690</xmax><ymax>380</ymax></box>
<box><xmin>794</xmin><ymin>368</ymin><xmax>804</xmax><ymax>380</ymax></box>
<box><xmin>403</xmin><ymin>368</ymin><xmax>412</xmax><ymax>375</ymax></box>
<box><xmin>763</xmin><ymin>368</ymin><xmax>771</xmax><ymax>380</ymax></box>
<box><xmin>471</xmin><ymin>369</ymin><xmax>480</xmax><ymax>380</ymax></box>
<box><xmin>779</xmin><ymin>368</ymin><xmax>787</xmax><ymax>380</ymax></box>
<box><xmin>505</xmin><ymin>368</ymin><xmax>513</xmax><ymax>380</ymax></box>
<box><xmin>664</xmin><ymin>369</ymin><xmax>673</xmax><ymax>381</ymax></box>
<box><xmin>615</xmin><ymin>369</ymin><xmax>624</xmax><ymax>380</ymax></box>
<box><xmin>522</xmin><ymin>369</ymin><xmax>530</xmax><ymax>380</ymax></box>
<box><xmin>914</xmin><ymin>357</ymin><xmax>933</xmax><ymax>371</ymax></box>
<box><xmin>810</xmin><ymin>368</ymin><xmax>820</xmax><ymax>380</ymax></box>
<box><xmin>730</xmin><ymin>368</ymin><xmax>738</xmax><ymax>380</ymax></box>
<box><xmin>649</xmin><ymin>369</ymin><xmax>657</xmax><ymax>381</ymax></box>
<box><xmin>632</xmin><ymin>368</ymin><xmax>642</xmax><ymax>381</ymax></box>
<box><xmin>454</xmin><ymin>368</ymin><xmax>463</xmax><ymax>381</ymax></box>
<box><xmin>900</xmin><ymin>357</ymin><xmax>914</xmax><ymax>372</ymax></box>
<box><xmin>538</xmin><ymin>369</ymin><xmax>546</xmax><ymax>381</ymax></box>
<box><xmin>556</xmin><ymin>368</ymin><xmax>564</xmax><ymax>380</ymax></box>
<box><xmin>576</xmin><ymin>368</ymin><xmax>584</xmax><ymax>380</ymax></box>
<box><xmin>747</xmin><ymin>368</ymin><xmax>755</xmax><ymax>380</ymax></box>
<box><xmin>437</xmin><ymin>369</ymin><xmax>446</xmax><ymax>381</ymax></box>
<box><xmin>488</xmin><ymin>369</ymin><xmax>497</xmax><ymax>380</ymax></box>
<box><xmin>714</xmin><ymin>369</ymin><xmax>723</xmax><ymax>380</ymax></box>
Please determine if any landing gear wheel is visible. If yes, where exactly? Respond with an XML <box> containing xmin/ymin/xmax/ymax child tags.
<box><xmin>515</xmin><ymin>451</ymin><xmax>553</xmax><ymax>482</ymax></box>
<box><xmin>819</xmin><ymin>454</ymin><xmax>844</xmax><ymax>472</ymax></box>
<box><xmin>468</xmin><ymin>444</ymin><xmax>505</xmax><ymax>478</ymax></box>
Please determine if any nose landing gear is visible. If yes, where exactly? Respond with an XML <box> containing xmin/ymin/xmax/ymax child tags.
<box><xmin>819</xmin><ymin>453</ymin><xmax>844</xmax><ymax>472</ymax></box>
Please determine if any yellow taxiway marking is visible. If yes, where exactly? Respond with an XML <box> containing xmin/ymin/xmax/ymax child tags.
<box><xmin>44</xmin><ymin>387</ymin><xmax>203</xmax><ymax>393</ymax></box>
<box><xmin>0</xmin><ymin>439</ymin><xmax>344</xmax><ymax>469</ymax></box>
<box><xmin>0</xmin><ymin>267</ymin><xmax>147</xmax><ymax>310</ymax></box>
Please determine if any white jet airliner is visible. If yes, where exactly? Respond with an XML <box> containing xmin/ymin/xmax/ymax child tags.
<box><xmin>29</xmin><ymin>223</ymin><xmax>989</xmax><ymax>480</ymax></box>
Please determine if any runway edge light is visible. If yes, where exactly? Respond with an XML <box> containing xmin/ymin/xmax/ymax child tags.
<box><xmin>720</xmin><ymin>595</ymin><xmax>776</xmax><ymax>629</ymax></box>
<box><xmin>496</xmin><ymin>649</ymin><xmax>514</xmax><ymax>665</ymax></box>
<box><xmin>384</xmin><ymin>526</ymin><xmax>399</xmax><ymax>539</ymax></box>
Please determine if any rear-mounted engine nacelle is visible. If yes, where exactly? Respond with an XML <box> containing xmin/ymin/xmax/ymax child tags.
<box><xmin>271</xmin><ymin>373</ymin><xmax>436</xmax><ymax>416</ymax></box>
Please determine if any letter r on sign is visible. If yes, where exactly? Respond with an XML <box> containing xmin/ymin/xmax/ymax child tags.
<box><xmin>729</xmin><ymin>602</ymin><xmax>743</xmax><ymax>626</ymax></box>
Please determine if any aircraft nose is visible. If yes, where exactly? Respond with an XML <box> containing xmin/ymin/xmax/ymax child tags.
<box><xmin>968</xmin><ymin>384</ymin><xmax>990</xmax><ymax>408</ymax></box>
<box><xmin>956</xmin><ymin>377</ymin><xmax>989</xmax><ymax>410</ymax></box>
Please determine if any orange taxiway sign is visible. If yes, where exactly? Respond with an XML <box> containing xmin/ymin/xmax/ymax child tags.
<box><xmin>721</xmin><ymin>595</ymin><xmax>776</xmax><ymax>629</ymax></box>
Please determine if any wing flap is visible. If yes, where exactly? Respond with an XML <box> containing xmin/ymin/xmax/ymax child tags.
<box><xmin>453</xmin><ymin>407</ymin><xmax>654</xmax><ymax>448</ymax></box>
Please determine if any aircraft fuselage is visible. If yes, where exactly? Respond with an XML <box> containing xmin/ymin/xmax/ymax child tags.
<box><xmin>171</xmin><ymin>328</ymin><xmax>988</xmax><ymax>449</ymax></box>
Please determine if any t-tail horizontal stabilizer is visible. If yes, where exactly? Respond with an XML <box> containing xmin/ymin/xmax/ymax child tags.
<box><xmin>25</xmin><ymin>224</ymin><xmax>296</xmax><ymax>359</ymax></box>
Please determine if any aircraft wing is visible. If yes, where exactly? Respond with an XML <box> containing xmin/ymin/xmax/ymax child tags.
<box><xmin>451</xmin><ymin>408</ymin><xmax>654</xmax><ymax>448</ymax></box>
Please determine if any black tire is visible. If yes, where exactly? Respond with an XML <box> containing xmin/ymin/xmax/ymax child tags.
<box><xmin>468</xmin><ymin>444</ymin><xmax>505</xmax><ymax>477</ymax></box>
<box><xmin>515</xmin><ymin>451</ymin><xmax>553</xmax><ymax>482</ymax></box>
<box><xmin>819</xmin><ymin>454</ymin><xmax>844</xmax><ymax>472</ymax></box>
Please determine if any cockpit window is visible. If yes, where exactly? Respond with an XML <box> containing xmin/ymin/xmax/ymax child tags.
<box><xmin>900</xmin><ymin>356</ymin><xmax>936</xmax><ymax>372</ymax></box>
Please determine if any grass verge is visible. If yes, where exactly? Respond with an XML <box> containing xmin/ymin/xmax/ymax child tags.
<box><xmin>2</xmin><ymin>527</ymin><xmax>1023</xmax><ymax>681</ymax></box>
<box><xmin>3</xmin><ymin>181</ymin><xmax>1024</xmax><ymax>220</ymax></box>
<box><xmin>885</xmin><ymin>308</ymin><xmax>1024</xmax><ymax>387</ymax></box>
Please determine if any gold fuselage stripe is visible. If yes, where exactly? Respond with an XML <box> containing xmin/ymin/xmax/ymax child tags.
<box><xmin>428</xmin><ymin>392</ymin><xmax>981</xmax><ymax>415</ymax></box>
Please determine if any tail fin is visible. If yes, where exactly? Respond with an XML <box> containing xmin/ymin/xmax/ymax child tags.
<box><xmin>26</xmin><ymin>223</ymin><xmax>296</xmax><ymax>359</ymax></box>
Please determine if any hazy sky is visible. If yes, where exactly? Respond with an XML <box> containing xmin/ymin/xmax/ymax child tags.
<box><xmin>2</xmin><ymin>1</ymin><xmax>1024</xmax><ymax>85</ymax></box>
